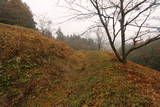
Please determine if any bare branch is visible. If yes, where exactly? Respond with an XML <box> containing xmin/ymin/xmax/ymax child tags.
<box><xmin>125</xmin><ymin>4</ymin><xmax>155</xmax><ymax>26</ymax></box>
<box><xmin>126</xmin><ymin>35</ymin><xmax>160</xmax><ymax>56</ymax></box>
<box><xmin>125</xmin><ymin>0</ymin><xmax>148</xmax><ymax>15</ymax></box>
<box><xmin>131</xmin><ymin>9</ymin><xmax>152</xmax><ymax>44</ymax></box>
<box><xmin>62</xmin><ymin>0</ymin><xmax>160</xmax><ymax>63</ymax></box>
<box><xmin>80</xmin><ymin>25</ymin><xmax>103</xmax><ymax>36</ymax></box>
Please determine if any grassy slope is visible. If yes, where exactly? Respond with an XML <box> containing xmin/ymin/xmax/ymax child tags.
<box><xmin>0</xmin><ymin>23</ymin><xmax>160</xmax><ymax>107</ymax></box>
<box><xmin>47</xmin><ymin>51</ymin><xmax>160</xmax><ymax>107</ymax></box>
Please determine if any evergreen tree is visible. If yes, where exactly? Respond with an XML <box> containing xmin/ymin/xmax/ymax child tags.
<box><xmin>56</xmin><ymin>28</ymin><xmax>65</xmax><ymax>41</ymax></box>
<box><xmin>56</xmin><ymin>28</ymin><xmax>97</xmax><ymax>50</ymax></box>
<box><xmin>0</xmin><ymin>0</ymin><xmax>35</xmax><ymax>29</ymax></box>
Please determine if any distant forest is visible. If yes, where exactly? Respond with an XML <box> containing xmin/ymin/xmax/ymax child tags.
<box><xmin>56</xmin><ymin>28</ymin><xmax>98</xmax><ymax>50</ymax></box>
<box><xmin>128</xmin><ymin>40</ymin><xmax>160</xmax><ymax>71</ymax></box>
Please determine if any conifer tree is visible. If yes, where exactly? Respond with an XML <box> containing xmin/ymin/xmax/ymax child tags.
<box><xmin>0</xmin><ymin>0</ymin><xmax>35</xmax><ymax>29</ymax></box>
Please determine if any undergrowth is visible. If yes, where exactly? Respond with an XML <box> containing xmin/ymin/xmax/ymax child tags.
<box><xmin>0</xmin><ymin>24</ymin><xmax>160</xmax><ymax>107</ymax></box>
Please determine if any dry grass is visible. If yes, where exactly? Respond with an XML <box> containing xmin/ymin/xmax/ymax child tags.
<box><xmin>0</xmin><ymin>23</ymin><xmax>73</xmax><ymax>68</ymax></box>
<box><xmin>0</xmin><ymin>23</ymin><xmax>75</xmax><ymax>106</ymax></box>
<box><xmin>0</xmin><ymin>23</ymin><xmax>160</xmax><ymax>107</ymax></box>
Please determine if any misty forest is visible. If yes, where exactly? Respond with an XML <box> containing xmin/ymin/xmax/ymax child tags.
<box><xmin>0</xmin><ymin>0</ymin><xmax>160</xmax><ymax>106</ymax></box>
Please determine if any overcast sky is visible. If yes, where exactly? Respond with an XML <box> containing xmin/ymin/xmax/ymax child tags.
<box><xmin>22</xmin><ymin>0</ymin><xmax>93</xmax><ymax>35</ymax></box>
<box><xmin>22</xmin><ymin>0</ymin><xmax>160</xmax><ymax>39</ymax></box>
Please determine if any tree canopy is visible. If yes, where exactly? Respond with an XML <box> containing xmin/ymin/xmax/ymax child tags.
<box><xmin>0</xmin><ymin>0</ymin><xmax>35</xmax><ymax>29</ymax></box>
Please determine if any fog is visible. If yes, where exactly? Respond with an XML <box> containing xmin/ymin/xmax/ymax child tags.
<box><xmin>22</xmin><ymin>0</ymin><xmax>94</xmax><ymax>35</ymax></box>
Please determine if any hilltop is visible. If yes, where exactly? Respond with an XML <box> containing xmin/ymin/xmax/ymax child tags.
<box><xmin>0</xmin><ymin>23</ymin><xmax>160</xmax><ymax>107</ymax></box>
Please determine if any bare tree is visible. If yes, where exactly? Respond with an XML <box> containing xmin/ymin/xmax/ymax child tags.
<box><xmin>95</xmin><ymin>27</ymin><xmax>105</xmax><ymax>50</ymax></box>
<box><xmin>63</xmin><ymin>0</ymin><xmax>160</xmax><ymax>63</ymax></box>
<box><xmin>36</xmin><ymin>15</ymin><xmax>53</xmax><ymax>38</ymax></box>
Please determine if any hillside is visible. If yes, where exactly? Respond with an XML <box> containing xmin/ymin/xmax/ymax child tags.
<box><xmin>0</xmin><ymin>23</ymin><xmax>160</xmax><ymax>107</ymax></box>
